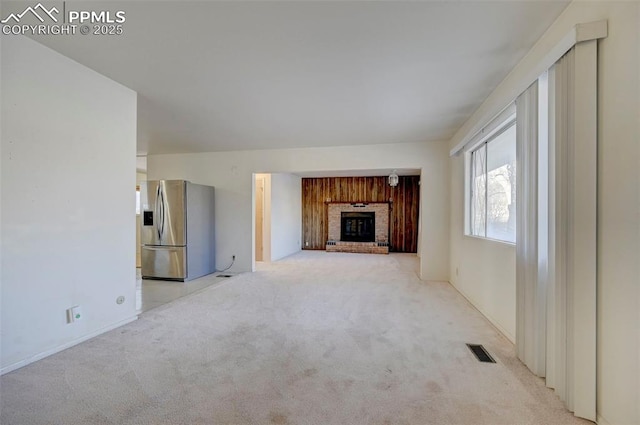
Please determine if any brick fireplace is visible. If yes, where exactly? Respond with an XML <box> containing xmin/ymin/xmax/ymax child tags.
<box><xmin>326</xmin><ymin>203</ymin><xmax>389</xmax><ymax>254</ymax></box>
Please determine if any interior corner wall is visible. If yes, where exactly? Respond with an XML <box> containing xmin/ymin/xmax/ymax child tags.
<box><xmin>270</xmin><ymin>173</ymin><xmax>302</xmax><ymax>261</ymax></box>
<box><xmin>448</xmin><ymin>3</ymin><xmax>640</xmax><ymax>424</ymax></box>
<box><xmin>147</xmin><ymin>140</ymin><xmax>449</xmax><ymax>281</ymax></box>
<box><xmin>1</xmin><ymin>36</ymin><xmax>138</xmax><ymax>373</ymax></box>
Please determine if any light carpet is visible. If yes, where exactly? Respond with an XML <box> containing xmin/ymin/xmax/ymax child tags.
<box><xmin>0</xmin><ymin>251</ymin><xmax>589</xmax><ymax>425</ymax></box>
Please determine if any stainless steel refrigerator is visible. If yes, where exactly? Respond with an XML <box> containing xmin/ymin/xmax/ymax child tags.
<box><xmin>141</xmin><ymin>180</ymin><xmax>215</xmax><ymax>281</ymax></box>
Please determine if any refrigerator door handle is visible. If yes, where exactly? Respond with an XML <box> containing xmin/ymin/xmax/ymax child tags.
<box><xmin>159</xmin><ymin>186</ymin><xmax>165</xmax><ymax>239</ymax></box>
<box><xmin>155</xmin><ymin>184</ymin><xmax>162</xmax><ymax>241</ymax></box>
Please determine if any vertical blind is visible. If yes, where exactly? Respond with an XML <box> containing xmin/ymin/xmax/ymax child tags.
<box><xmin>516</xmin><ymin>39</ymin><xmax>598</xmax><ymax>421</ymax></box>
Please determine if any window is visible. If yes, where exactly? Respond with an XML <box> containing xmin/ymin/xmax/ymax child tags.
<box><xmin>468</xmin><ymin>119</ymin><xmax>516</xmax><ymax>243</ymax></box>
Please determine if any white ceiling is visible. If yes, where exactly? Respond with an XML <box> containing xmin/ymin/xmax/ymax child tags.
<box><xmin>25</xmin><ymin>1</ymin><xmax>569</xmax><ymax>155</ymax></box>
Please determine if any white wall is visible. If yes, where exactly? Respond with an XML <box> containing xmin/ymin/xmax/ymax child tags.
<box><xmin>147</xmin><ymin>140</ymin><xmax>449</xmax><ymax>280</ymax></box>
<box><xmin>1</xmin><ymin>36</ymin><xmax>138</xmax><ymax>373</ymax></box>
<box><xmin>270</xmin><ymin>173</ymin><xmax>302</xmax><ymax>261</ymax></box>
<box><xmin>449</xmin><ymin>156</ymin><xmax>516</xmax><ymax>342</ymax></box>
<box><xmin>136</xmin><ymin>172</ymin><xmax>147</xmax><ymax>268</ymax></box>
<box><xmin>448</xmin><ymin>2</ymin><xmax>640</xmax><ymax>424</ymax></box>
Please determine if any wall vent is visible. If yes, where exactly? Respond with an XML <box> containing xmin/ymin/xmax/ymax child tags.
<box><xmin>466</xmin><ymin>344</ymin><xmax>496</xmax><ymax>363</ymax></box>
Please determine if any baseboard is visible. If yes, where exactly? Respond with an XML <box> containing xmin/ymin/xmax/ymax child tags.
<box><xmin>1</xmin><ymin>315</ymin><xmax>138</xmax><ymax>375</ymax></box>
<box><xmin>597</xmin><ymin>413</ymin><xmax>612</xmax><ymax>425</ymax></box>
<box><xmin>448</xmin><ymin>281</ymin><xmax>516</xmax><ymax>344</ymax></box>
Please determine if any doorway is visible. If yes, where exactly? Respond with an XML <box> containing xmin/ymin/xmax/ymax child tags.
<box><xmin>254</xmin><ymin>174</ymin><xmax>271</xmax><ymax>264</ymax></box>
<box><xmin>135</xmin><ymin>156</ymin><xmax>147</xmax><ymax>311</ymax></box>
<box><xmin>255</xmin><ymin>176</ymin><xmax>264</xmax><ymax>261</ymax></box>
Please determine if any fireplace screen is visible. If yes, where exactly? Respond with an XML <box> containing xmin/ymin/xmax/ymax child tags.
<box><xmin>341</xmin><ymin>212</ymin><xmax>375</xmax><ymax>242</ymax></box>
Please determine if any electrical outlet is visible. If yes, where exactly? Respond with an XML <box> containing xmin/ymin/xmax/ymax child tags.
<box><xmin>66</xmin><ymin>306</ymin><xmax>82</xmax><ymax>323</ymax></box>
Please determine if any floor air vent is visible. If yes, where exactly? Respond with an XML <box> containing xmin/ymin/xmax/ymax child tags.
<box><xmin>217</xmin><ymin>274</ymin><xmax>232</xmax><ymax>278</ymax></box>
<box><xmin>466</xmin><ymin>344</ymin><xmax>496</xmax><ymax>363</ymax></box>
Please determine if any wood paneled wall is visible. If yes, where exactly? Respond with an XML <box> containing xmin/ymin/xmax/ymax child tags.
<box><xmin>302</xmin><ymin>176</ymin><xmax>420</xmax><ymax>252</ymax></box>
